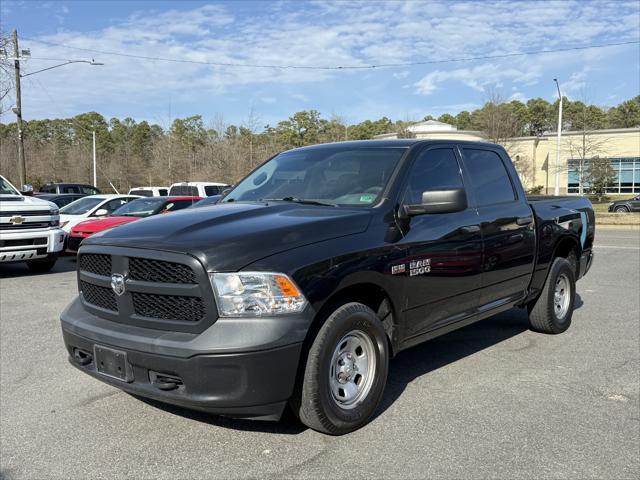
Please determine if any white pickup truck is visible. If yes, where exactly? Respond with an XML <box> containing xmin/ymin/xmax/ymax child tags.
<box><xmin>0</xmin><ymin>175</ymin><xmax>65</xmax><ymax>272</ymax></box>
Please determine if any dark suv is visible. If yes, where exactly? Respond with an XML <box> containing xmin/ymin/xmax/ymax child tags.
<box><xmin>40</xmin><ymin>183</ymin><xmax>101</xmax><ymax>195</ymax></box>
<box><xmin>608</xmin><ymin>195</ymin><xmax>640</xmax><ymax>213</ymax></box>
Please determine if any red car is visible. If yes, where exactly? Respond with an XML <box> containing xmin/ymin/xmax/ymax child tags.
<box><xmin>67</xmin><ymin>196</ymin><xmax>201</xmax><ymax>253</ymax></box>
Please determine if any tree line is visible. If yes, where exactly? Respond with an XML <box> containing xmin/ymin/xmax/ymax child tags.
<box><xmin>0</xmin><ymin>95</ymin><xmax>638</xmax><ymax>192</ymax></box>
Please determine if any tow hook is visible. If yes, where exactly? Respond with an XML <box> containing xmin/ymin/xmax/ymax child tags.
<box><xmin>73</xmin><ymin>348</ymin><xmax>92</xmax><ymax>366</ymax></box>
<box><xmin>149</xmin><ymin>371</ymin><xmax>183</xmax><ymax>391</ymax></box>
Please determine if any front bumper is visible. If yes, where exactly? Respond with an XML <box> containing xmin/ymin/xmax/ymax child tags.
<box><xmin>61</xmin><ymin>297</ymin><xmax>313</xmax><ymax>420</ymax></box>
<box><xmin>0</xmin><ymin>227</ymin><xmax>65</xmax><ymax>262</ymax></box>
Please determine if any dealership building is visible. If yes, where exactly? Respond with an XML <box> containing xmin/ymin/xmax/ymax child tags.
<box><xmin>375</xmin><ymin>120</ymin><xmax>640</xmax><ymax>195</ymax></box>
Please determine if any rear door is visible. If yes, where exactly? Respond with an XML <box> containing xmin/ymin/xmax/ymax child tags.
<box><xmin>460</xmin><ymin>146</ymin><xmax>536</xmax><ymax>307</ymax></box>
<box><xmin>398</xmin><ymin>145</ymin><xmax>483</xmax><ymax>337</ymax></box>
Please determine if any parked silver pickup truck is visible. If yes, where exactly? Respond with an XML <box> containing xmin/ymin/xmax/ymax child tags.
<box><xmin>0</xmin><ymin>175</ymin><xmax>65</xmax><ymax>272</ymax></box>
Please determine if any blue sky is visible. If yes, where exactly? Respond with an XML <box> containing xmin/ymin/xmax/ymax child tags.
<box><xmin>2</xmin><ymin>0</ymin><xmax>639</xmax><ymax>129</ymax></box>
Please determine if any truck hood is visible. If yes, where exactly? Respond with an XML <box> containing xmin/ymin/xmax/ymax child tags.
<box><xmin>0</xmin><ymin>194</ymin><xmax>55</xmax><ymax>211</ymax></box>
<box><xmin>84</xmin><ymin>202</ymin><xmax>372</xmax><ymax>271</ymax></box>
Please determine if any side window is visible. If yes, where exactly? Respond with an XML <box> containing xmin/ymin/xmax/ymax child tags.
<box><xmin>463</xmin><ymin>149</ymin><xmax>516</xmax><ymax>206</ymax></box>
<box><xmin>403</xmin><ymin>148</ymin><xmax>463</xmax><ymax>205</ymax></box>
<box><xmin>63</xmin><ymin>186</ymin><xmax>80</xmax><ymax>193</ymax></box>
<box><xmin>41</xmin><ymin>185</ymin><xmax>54</xmax><ymax>193</ymax></box>
<box><xmin>204</xmin><ymin>185</ymin><xmax>220</xmax><ymax>196</ymax></box>
<box><xmin>159</xmin><ymin>189</ymin><xmax>168</xmax><ymax>196</ymax></box>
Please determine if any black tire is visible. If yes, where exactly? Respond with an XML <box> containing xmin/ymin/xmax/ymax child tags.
<box><xmin>528</xmin><ymin>257</ymin><xmax>575</xmax><ymax>334</ymax></box>
<box><xmin>614</xmin><ymin>206</ymin><xmax>629</xmax><ymax>213</ymax></box>
<box><xmin>26</xmin><ymin>253</ymin><xmax>58</xmax><ymax>273</ymax></box>
<box><xmin>293</xmin><ymin>302</ymin><xmax>389</xmax><ymax>435</ymax></box>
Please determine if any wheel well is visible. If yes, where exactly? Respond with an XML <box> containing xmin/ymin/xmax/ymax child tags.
<box><xmin>554</xmin><ymin>237</ymin><xmax>580</xmax><ymax>277</ymax></box>
<box><xmin>306</xmin><ymin>283</ymin><xmax>398</xmax><ymax>357</ymax></box>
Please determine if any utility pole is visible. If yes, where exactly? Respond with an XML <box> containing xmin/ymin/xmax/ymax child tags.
<box><xmin>92</xmin><ymin>130</ymin><xmax>97</xmax><ymax>187</ymax></box>
<box><xmin>12</xmin><ymin>29</ymin><xmax>26</xmax><ymax>189</ymax></box>
<box><xmin>553</xmin><ymin>78</ymin><xmax>563</xmax><ymax>196</ymax></box>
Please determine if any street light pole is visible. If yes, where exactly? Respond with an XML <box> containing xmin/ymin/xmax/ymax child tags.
<box><xmin>12</xmin><ymin>29</ymin><xmax>26</xmax><ymax>189</ymax></box>
<box><xmin>92</xmin><ymin>130</ymin><xmax>97</xmax><ymax>187</ymax></box>
<box><xmin>6</xmin><ymin>30</ymin><xmax>103</xmax><ymax>189</ymax></box>
<box><xmin>553</xmin><ymin>78</ymin><xmax>563</xmax><ymax>196</ymax></box>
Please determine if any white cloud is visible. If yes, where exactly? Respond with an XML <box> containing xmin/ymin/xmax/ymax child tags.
<box><xmin>7</xmin><ymin>0</ymin><xmax>640</xmax><ymax>119</ymax></box>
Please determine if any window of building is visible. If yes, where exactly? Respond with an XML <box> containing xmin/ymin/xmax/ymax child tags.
<box><xmin>568</xmin><ymin>157</ymin><xmax>640</xmax><ymax>194</ymax></box>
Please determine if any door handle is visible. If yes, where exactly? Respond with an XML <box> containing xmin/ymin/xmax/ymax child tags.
<box><xmin>516</xmin><ymin>216</ymin><xmax>533</xmax><ymax>226</ymax></box>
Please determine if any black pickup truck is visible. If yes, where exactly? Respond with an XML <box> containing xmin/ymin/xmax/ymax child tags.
<box><xmin>61</xmin><ymin>140</ymin><xmax>595</xmax><ymax>435</ymax></box>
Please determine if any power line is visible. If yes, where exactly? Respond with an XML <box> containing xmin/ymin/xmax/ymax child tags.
<box><xmin>20</xmin><ymin>37</ymin><xmax>640</xmax><ymax>70</ymax></box>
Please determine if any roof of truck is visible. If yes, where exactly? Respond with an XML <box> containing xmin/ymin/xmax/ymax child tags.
<box><xmin>291</xmin><ymin>139</ymin><xmax>496</xmax><ymax>151</ymax></box>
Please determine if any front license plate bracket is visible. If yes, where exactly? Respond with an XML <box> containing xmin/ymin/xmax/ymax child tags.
<box><xmin>94</xmin><ymin>345</ymin><xmax>134</xmax><ymax>382</ymax></box>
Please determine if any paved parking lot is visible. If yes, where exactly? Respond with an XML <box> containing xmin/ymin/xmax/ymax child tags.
<box><xmin>1</xmin><ymin>229</ymin><xmax>638</xmax><ymax>479</ymax></box>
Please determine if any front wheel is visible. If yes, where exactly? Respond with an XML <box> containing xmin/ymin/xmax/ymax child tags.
<box><xmin>614</xmin><ymin>206</ymin><xmax>629</xmax><ymax>213</ymax></box>
<box><xmin>293</xmin><ymin>302</ymin><xmax>389</xmax><ymax>435</ymax></box>
<box><xmin>528</xmin><ymin>257</ymin><xmax>576</xmax><ymax>334</ymax></box>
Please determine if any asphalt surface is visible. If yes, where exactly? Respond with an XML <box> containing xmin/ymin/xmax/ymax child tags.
<box><xmin>1</xmin><ymin>229</ymin><xmax>639</xmax><ymax>479</ymax></box>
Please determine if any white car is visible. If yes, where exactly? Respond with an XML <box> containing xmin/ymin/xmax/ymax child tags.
<box><xmin>168</xmin><ymin>182</ymin><xmax>229</xmax><ymax>197</ymax></box>
<box><xmin>0</xmin><ymin>175</ymin><xmax>65</xmax><ymax>272</ymax></box>
<box><xmin>128</xmin><ymin>186</ymin><xmax>169</xmax><ymax>197</ymax></box>
<box><xmin>59</xmin><ymin>194</ymin><xmax>141</xmax><ymax>234</ymax></box>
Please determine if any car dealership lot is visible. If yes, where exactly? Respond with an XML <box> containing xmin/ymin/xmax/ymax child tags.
<box><xmin>1</xmin><ymin>229</ymin><xmax>638</xmax><ymax>480</ymax></box>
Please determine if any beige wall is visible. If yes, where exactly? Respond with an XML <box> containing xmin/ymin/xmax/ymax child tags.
<box><xmin>507</xmin><ymin>128</ymin><xmax>640</xmax><ymax>195</ymax></box>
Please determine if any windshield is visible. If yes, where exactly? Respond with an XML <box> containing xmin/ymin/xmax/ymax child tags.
<box><xmin>112</xmin><ymin>197</ymin><xmax>166</xmax><ymax>217</ymax></box>
<box><xmin>0</xmin><ymin>177</ymin><xmax>20</xmax><ymax>195</ymax></box>
<box><xmin>60</xmin><ymin>196</ymin><xmax>103</xmax><ymax>215</ymax></box>
<box><xmin>224</xmin><ymin>146</ymin><xmax>407</xmax><ymax>206</ymax></box>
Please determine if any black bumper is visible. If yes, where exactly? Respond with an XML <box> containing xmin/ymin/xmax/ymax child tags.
<box><xmin>61</xmin><ymin>298</ymin><xmax>313</xmax><ymax>420</ymax></box>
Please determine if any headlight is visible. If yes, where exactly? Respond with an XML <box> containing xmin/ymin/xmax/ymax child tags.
<box><xmin>210</xmin><ymin>272</ymin><xmax>307</xmax><ymax>317</ymax></box>
<box><xmin>50</xmin><ymin>208</ymin><xmax>59</xmax><ymax>216</ymax></box>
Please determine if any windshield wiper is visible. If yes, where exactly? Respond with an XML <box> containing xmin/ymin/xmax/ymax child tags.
<box><xmin>260</xmin><ymin>197</ymin><xmax>337</xmax><ymax>207</ymax></box>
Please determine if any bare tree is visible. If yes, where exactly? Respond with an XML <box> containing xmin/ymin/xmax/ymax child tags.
<box><xmin>562</xmin><ymin>100</ymin><xmax>612</xmax><ymax>195</ymax></box>
<box><xmin>0</xmin><ymin>30</ymin><xmax>15</xmax><ymax>116</ymax></box>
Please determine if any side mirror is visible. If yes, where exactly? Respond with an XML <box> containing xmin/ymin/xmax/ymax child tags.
<box><xmin>403</xmin><ymin>188</ymin><xmax>467</xmax><ymax>216</ymax></box>
<box><xmin>94</xmin><ymin>208</ymin><xmax>108</xmax><ymax>216</ymax></box>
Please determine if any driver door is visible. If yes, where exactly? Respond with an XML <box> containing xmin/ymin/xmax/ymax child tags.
<box><xmin>397</xmin><ymin>146</ymin><xmax>483</xmax><ymax>338</ymax></box>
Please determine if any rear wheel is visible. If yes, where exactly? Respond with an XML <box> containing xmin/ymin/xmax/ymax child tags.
<box><xmin>292</xmin><ymin>302</ymin><xmax>389</xmax><ymax>435</ymax></box>
<box><xmin>614</xmin><ymin>205</ymin><xmax>629</xmax><ymax>213</ymax></box>
<box><xmin>528</xmin><ymin>257</ymin><xmax>575</xmax><ymax>334</ymax></box>
<box><xmin>26</xmin><ymin>253</ymin><xmax>58</xmax><ymax>273</ymax></box>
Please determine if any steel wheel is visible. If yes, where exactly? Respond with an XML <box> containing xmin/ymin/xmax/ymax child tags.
<box><xmin>329</xmin><ymin>330</ymin><xmax>376</xmax><ymax>409</ymax></box>
<box><xmin>554</xmin><ymin>273</ymin><xmax>571</xmax><ymax>320</ymax></box>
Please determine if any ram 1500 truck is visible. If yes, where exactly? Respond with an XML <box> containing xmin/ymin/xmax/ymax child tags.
<box><xmin>1</xmin><ymin>175</ymin><xmax>65</xmax><ymax>271</ymax></box>
<box><xmin>60</xmin><ymin>140</ymin><xmax>594</xmax><ymax>435</ymax></box>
